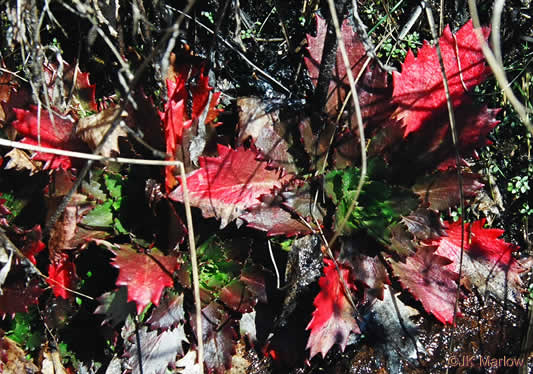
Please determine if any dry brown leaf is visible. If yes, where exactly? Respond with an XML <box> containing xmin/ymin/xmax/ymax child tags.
<box><xmin>0</xmin><ymin>335</ymin><xmax>39</xmax><ymax>373</ymax></box>
<box><xmin>4</xmin><ymin>148</ymin><xmax>40</xmax><ymax>174</ymax></box>
<box><xmin>41</xmin><ymin>348</ymin><xmax>67</xmax><ymax>374</ymax></box>
<box><xmin>76</xmin><ymin>106</ymin><xmax>128</xmax><ymax>157</ymax></box>
<box><xmin>236</xmin><ymin>97</ymin><xmax>296</xmax><ymax>172</ymax></box>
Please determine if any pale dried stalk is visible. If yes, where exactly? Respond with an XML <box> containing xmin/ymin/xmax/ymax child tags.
<box><xmin>468</xmin><ymin>0</ymin><xmax>533</xmax><ymax>134</ymax></box>
<box><xmin>325</xmin><ymin>0</ymin><xmax>368</xmax><ymax>250</ymax></box>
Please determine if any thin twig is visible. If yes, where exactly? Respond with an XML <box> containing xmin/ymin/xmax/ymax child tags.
<box><xmin>468</xmin><ymin>0</ymin><xmax>533</xmax><ymax>135</ymax></box>
<box><xmin>173</xmin><ymin>8</ymin><xmax>291</xmax><ymax>95</ymax></box>
<box><xmin>267</xmin><ymin>240</ymin><xmax>281</xmax><ymax>289</ymax></box>
<box><xmin>491</xmin><ymin>0</ymin><xmax>505</xmax><ymax>66</ymax></box>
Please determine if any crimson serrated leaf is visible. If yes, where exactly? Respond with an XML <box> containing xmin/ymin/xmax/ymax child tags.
<box><xmin>390</xmin><ymin>246</ymin><xmax>460</xmax><ymax>324</ymax></box>
<box><xmin>126</xmin><ymin>325</ymin><xmax>188</xmax><ymax>374</ymax></box>
<box><xmin>94</xmin><ymin>287</ymin><xmax>136</xmax><ymax>327</ymax></box>
<box><xmin>169</xmin><ymin>145</ymin><xmax>292</xmax><ymax>228</ymax></box>
<box><xmin>110</xmin><ymin>246</ymin><xmax>180</xmax><ymax>314</ymax></box>
<box><xmin>12</xmin><ymin>106</ymin><xmax>88</xmax><ymax>170</ymax></box>
<box><xmin>192</xmin><ymin>302</ymin><xmax>236</xmax><ymax>374</ymax></box>
<box><xmin>345</xmin><ymin>254</ymin><xmax>390</xmax><ymax>301</ymax></box>
<box><xmin>146</xmin><ymin>291</ymin><xmax>185</xmax><ymax>331</ymax></box>
<box><xmin>47</xmin><ymin>254</ymin><xmax>76</xmax><ymax>299</ymax></box>
<box><xmin>0</xmin><ymin>280</ymin><xmax>43</xmax><ymax>318</ymax></box>
<box><xmin>161</xmin><ymin>64</ymin><xmax>222</xmax><ymax>191</ymax></box>
<box><xmin>160</xmin><ymin>78</ymin><xmax>191</xmax><ymax>191</ymax></box>
<box><xmin>219</xmin><ymin>279</ymin><xmax>255</xmax><ymax>313</ymax></box>
<box><xmin>426</xmin><ymin>219</ymin><xmax>526</xmax><ymax>305</ymax></box>
<box><xmin>240</xmin><ymin>195</ymin><xmax>314</xmax><ymax>237</ymax></box>
<box><xmin>413</xmin><ymin>172</ymin><xmax>484</xmax><ymax>211</ymax></box>
<box><xmin>306</xmin><ymin>259</ymin><xmax>359</xmax><ymax>359</ymax></box>
<box><xmin>305</xmin><ymin>16</ymin><xmax>369</xmax><ymax>119</ymax></box>
<box><xmin>392</xmin><ymin>20</ymin><xmax>490</xmax><ymax>137</ymax></box>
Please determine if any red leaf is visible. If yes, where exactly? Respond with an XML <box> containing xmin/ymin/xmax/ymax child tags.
<box><xmin>392</xmin><ymin>20</ymin><xmax>490</xmax><ymax>137</ymax></box>
<box><xmin>413</xmin><ymin>172</ymin><xmax>484</xmax><ymax>211</ymax></box>
<box><xmin>168</xmin><ymin>145</ymin><xmax>292</xmax><ymax>228</ymax></box>
<box><xmin>160</xmin><ymin>78</ymin><xmax>191</xmax><ymax>153</ymax></box>
<box><xmin>306</xmin><ymin>259</ymin><xmax>359</xmax><ymax>359</ymax></box>
<box><xmin>12</xmin><ymin>106</ymin><xmax>87</xmax><ymax>169</ymax></box>
<box><xmin>426</xmin><ymin>219</ymin><xmax>525</xmax><ymax>304</ymax></box>
<box><xmin>47</xmin><ymin>255</ymin><xmax>76</xmax><ymax>299</ymax></box>
<box><xmin>160</xmin><ymin>78</ymin><xmax>191</xmax><ymax>191</ymax></box>
<box><xmin>43</xmin><ymin>61</ymin><xmax>97</xmax><ymax>112</ymax></box>
<box><xmin>160</xmin><ymin>66</ymin><xmax>222</xmax><ymax>191</ymax></box>
<box><xmin>0</xmin><ymin>280</ymin><xmax>43</xmax><ymax>318</ymax></box>
<box><xmin>348</xmin><ymin>254</ymin><xmax>390</xmax><ymax>301</ymax></box>
<box><xmin>191</xmin><ymin>302</ymin><xmax>236</xmax><ymax>374</ymax></box>
<box><xmin>305</xmin><ymin>16</ymin><xmax>390</xmax><ymax>125</ymax></box>
<box><xmin>241</xmin><ymin>195</ymin><xmax>314</xmax><ymax>237</ymax></box>
<box><xmin>110</xmin><ymin>246</ymin><xmax>180</xmax><ymax>314</ymax></box>
<box><xmin>20</xmin><ymin>225</ymin><xmax>45</xmax><ymax>265</ymax></box>
<box><xmin>146</xmin><ymin>291</ymin><xmax>185</xmax><ymax>331</ymax></box>
<box><xmin>390</xmin><ymin>246</ymin><xmax>460</xmax><ymax>324</ymax></box>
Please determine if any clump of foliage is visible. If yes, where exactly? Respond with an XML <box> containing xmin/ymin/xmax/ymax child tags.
<box><xmin>0</xmin><ymin>1</ymin><xmax>530</xmax><ymax>373</ymax></box>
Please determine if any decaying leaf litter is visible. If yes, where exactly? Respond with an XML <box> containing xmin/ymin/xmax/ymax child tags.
<box><xmin>0</xmin><ymin>0</ymin><xmax>532</xmax><ymax>373</ymax></box>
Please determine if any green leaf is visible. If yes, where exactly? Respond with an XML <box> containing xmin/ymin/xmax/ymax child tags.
<box><xmin>7</xmin><ymin>311</ymin><xmax>43</xmax><ymax>351</ymax></box>
<box><xmin>113</xmin><ymin>217</ymin><xmax>128</xmax><ymax>234</ymax></box>
<box><xmin>325</xmin><ymin>167</ymin><xmax>419</xmax><ymax>238</ymax></box>
<box><xmin>82</xmin><ymin>200</ymin><xmax>114</xmax><ymax>227</ymax></box>
<box><xmin>105</xmin><ymin>173</ymin><xmax>124</xmax><ymax>202</ymax></box>
<box><xmin>0</xmin><ymin>192</ymin><xmax>27</xmax><ymax>222</ymax></box>
<box><xmin>195</xmin><ymin>236</ymin><xmax>244</xmax><ymax>298</ymax></box>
